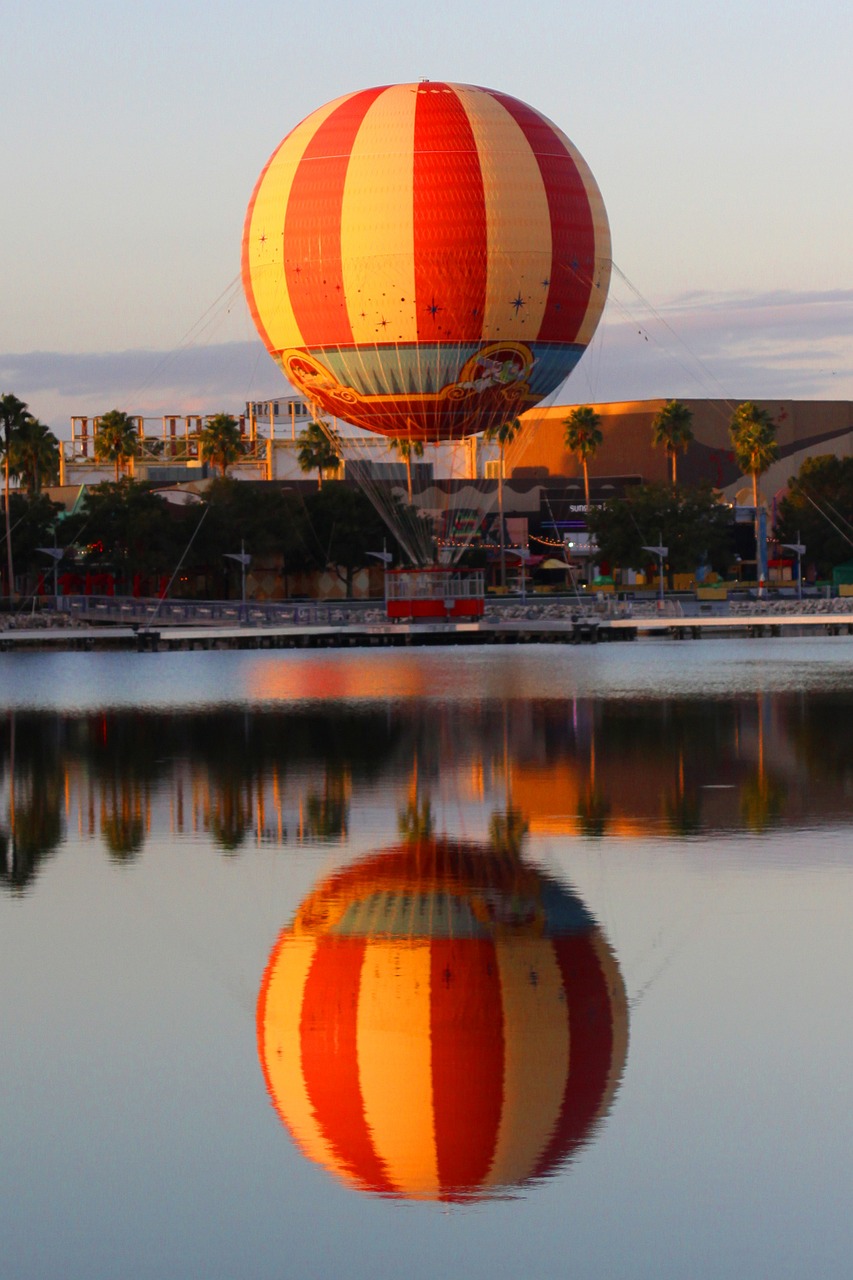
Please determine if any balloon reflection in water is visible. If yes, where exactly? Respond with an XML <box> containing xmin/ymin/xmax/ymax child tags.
<box><xmin>257</xmin><ymin>839</ymin><xmax>628</xmax><ymax>1200</ymax></box>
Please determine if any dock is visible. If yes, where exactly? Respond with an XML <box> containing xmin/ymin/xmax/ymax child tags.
<box><xmin>1</xmin><ymin>599</ymin><xmax>853</xmax><ymax>651</ymax></box>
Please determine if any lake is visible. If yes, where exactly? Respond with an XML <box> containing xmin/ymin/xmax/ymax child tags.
<box><xmin>1</xmin><ymin>640</ymin><xmax>852</xmax><ymax>1279</ymax></box>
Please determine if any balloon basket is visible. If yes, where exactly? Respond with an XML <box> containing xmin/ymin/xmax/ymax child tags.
<box><xmin>385</xmin><ymin>568</ymin><xmax>485</xmax><ymax>621</ymax></box>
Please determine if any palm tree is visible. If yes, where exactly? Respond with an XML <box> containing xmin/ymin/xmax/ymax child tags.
<box><xmin>200</xmin><ymin>413</ymin><xmax>243</xmax><ymax>477</ymax></box>
<box><xmin>484</xmin><ymin>416</ymin><xmax>522</xmax><ymax>589</ymax></box>
<box><xmin>9</xmin><ymin>418</ymin><xmax>60</xmax><ymax>495</ymax></box>
<box><xmin>651</xmin><ymin>399</ymin><xmax>694</xmax><ymax>486</ymax></box>
<box><xmin>297</xmin><ymin>420</ymin><xmax>341</xmax><ymax>489</ymax></box>
<box><xmin>95</xmin><ymin>409</ymin><xmax>139</xmax><ymax>481</ymax></box>
<box><xmin>0</xmin><ymin>393</ymin><xmax>31</xmax><ymax>597</ymax></box>
<box><xmin>729</xmin><ymin>402</ymin><xmax>779</xmax><ymax>508</ymax></box>
<box><xmin>388</xmin><ymin>436</ymin><xmax>425</xmax><ymax>503</ymax></box>
<box><xmin>563</xmin><ymin>405</ymin><xmax>603</xmax><ymax>506</ymax></box>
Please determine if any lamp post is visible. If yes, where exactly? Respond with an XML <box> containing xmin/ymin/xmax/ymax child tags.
<box><xmin>37</xmin><ymin>546</ymin><xmax>64</xmax><ymax>600</ymax></box>
<box><xmin>781</xmin><ymin>533</ymin><xmax>806</xmax><ymax>603</ymax></box>
<box><xmin>224</xmin><ymin>540</ymin><xmax>251</xmax><ymax>611</ymax></box>
<box><xmin>37</xmin><ymin>525</ymin><xmax>65</xmax><ymax>602</ymax></box>
<box><xmin>642</xmin><ymin>533</ymin><xmax>668</xmax><ymax>608</ymax></box>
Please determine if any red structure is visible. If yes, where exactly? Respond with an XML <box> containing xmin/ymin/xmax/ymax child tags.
<box><xmin>384</xmin><ymin>567</ymin><xmax>485</xmax><ymax>620</ymax></box>
<box><xmin>242</xmin><ymin>83</ymin><xmax>610</xmax><ymax>442</ymax></box>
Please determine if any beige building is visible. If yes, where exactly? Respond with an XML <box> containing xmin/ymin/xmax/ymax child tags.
<box><xmin>511</xmin><ymin>398</ymin><xmax>853</xmax><ymax>502</ymax></box>
<box><xmin>59</xmin><ymin>396</ymin><xmax>853</xmax><ymax>503</ymax></box>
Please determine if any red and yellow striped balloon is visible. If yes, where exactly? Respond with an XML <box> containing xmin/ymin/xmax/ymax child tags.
<box><xmin>242</xmin><ymin>83</ymin><xmax>611</xmax><ymax>441</ymax></box>
<box><xmin>257</xmin><ymin>840</ymin><xmax>628</xmax><ymax>1200</ymax></box>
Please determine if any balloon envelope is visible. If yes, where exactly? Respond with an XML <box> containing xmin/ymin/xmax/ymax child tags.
<box><xmin>243</xmin><ymin>83</ymin><xmax>611</xmax><ymax>441</ymax></box>
<box><xmin>257</xmin><ymin>840</ymin><xmax>628</xmax><ymax>1200</ymax></box>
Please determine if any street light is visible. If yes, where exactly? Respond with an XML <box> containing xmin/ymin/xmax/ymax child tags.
<box><xmin>36</xmin><ymin>546</ymin><xmax>64</xmax><ymax>599</ymax></box>
<box><xmin>781</xmin><ymin>533</ymin><xmax>806</xmax><ymax>603</ymax></box>
<box><xmin>224</xmin><ymin>539</ymin><xmax>251</xmax><ymax>606</ymax></box>
<box><xmin>642</xmin><ymin>533</ymin><xmax>668</xmax><ymax>608</ymax></box>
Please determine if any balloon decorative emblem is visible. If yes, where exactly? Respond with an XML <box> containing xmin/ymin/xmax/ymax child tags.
<box><xmin>243</xmin><ymin>83</ymin><xmax>611</xmax><ymax>442</ymax></box>
<box><xmin>257</xmin><ymin>839</ymin><xmax>628</xmax><ymax>1200</ymax></box>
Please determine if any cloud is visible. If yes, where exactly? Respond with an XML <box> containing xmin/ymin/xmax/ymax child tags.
<box><xmin>0</xmin><ymin>343</ymin><xmax>286</xmax><ymax>434</ymax></box>
<box><xmin>570</xmin><ymin>287</ymin><xmax>853</xmax><ymax>404</ymax></box>
<box><xmin>3</xmin><ymin>289</ymin><xmax>851</xmax><ymax>434</ymax></box>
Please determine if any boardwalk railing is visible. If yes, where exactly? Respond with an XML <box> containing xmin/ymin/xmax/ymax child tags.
<box><xmin>55</xmin><ymin>595</ymin><xmax>385</xmax><ymax>628</ymax></box>
<box><xmin>53</xmin><ymin>591</ymin><xmax>853</xmax><ymax>632</ymax></box>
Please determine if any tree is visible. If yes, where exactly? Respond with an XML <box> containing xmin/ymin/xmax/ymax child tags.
<box><xmin>303</xmin><ymin>484</ymin><xmax>387</xmax><ymax>597</ymax></box>
<box><xmin>729</xmin><ymin>402</ymin><xmax>778</xmax><ymax>508</ymax></box>
<box><xmin>8</xmin><ymin>492</ymin><xmax>64</xmax><ymax>583</ymax></box>
<box><xmin>776</xmin><ymin>454</ymin><xmax>853</xmax><ymax>578</ymax></box>
<box><xmin>297</xmin><ymin>420</ymin><xmax>341</xmax><ymax>488</ymax></box>
<box><xmin>388</xmin><ymin>436</ymin><xmax>425</xmax><ymax>503</ymax></box>
<box><xmin>484</xmin><ymin>416</ymin><xmax>522</xmax><ymax>588</ymax></box>
<box><xmin>651</xmin><ymin>399</ymin><xmax>694</xmax><ymax>486</ymax></box>
<box><xmin>95</xmin><ymin>409</ymin><xmax>139</xmax><ymax>481</ymax></box>
<box><xmin>192</xmin><ymin>478</ymin><xmax>310</xmax><ymax>598</ymax></box>
<box><xmin>563</xmin><ymin>406</ymin><xmax>603</xmax><ymax>507</ymax></box>
<box><xmin>585</xmin><ymin>483</ymin><xmax>731</xmax><ymax>587</ymax></box>
<box><xmin>199</xmin><ymin>413</ymin><xmax>243</xmax><ymax>477</ymax></box>
<box><xmin>9</xmin><ymin>418</ymin><xmax>60</xmax><ymax>495</ymax></box>
<box><xmin>62</xmin><ymin>481</ymin><xmax>188</xmax><ymax>586</ymax></box>
<box><xmin>0</xmin><ymin>393</ymin><xmax>31</xmax><ymax>597</ymax></box>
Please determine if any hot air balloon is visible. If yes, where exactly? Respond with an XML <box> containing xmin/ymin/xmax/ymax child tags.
<box><xmin>242</xmin><ymin>83</ymin><xmax>611</xmax><ymax>443</ymax></box>
<box><xmin>257</xmin><ymin>839</ymin><xmax>628</xmax><ymax>1200</ymax></box>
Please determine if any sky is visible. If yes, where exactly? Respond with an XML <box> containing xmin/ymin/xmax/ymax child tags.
<box><xmin>2</xmin><ymin>0</ymin><xmax>851</xmax><ymax>435</ymax></box>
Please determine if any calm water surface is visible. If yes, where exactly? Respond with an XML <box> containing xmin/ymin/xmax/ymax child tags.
<box><xmin>1</xmin><ymin>640</ymin><xmax>851</xmax><ymax>1279</ymax></box>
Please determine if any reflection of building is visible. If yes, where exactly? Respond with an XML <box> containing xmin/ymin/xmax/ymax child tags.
<box><xmin>257</xmin><ymin>839</ymin><xmax>628</xmax><ymax>1200</ymax></box>
<box><xmin>5</xmin><ymin>690</ymin><xmax>853</xmax><ymax>896</ymax></box>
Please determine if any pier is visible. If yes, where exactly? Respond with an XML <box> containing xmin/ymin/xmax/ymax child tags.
<box><xmin>0</xmin><ymin>594</ymin><xmax>852</xmax><ymax>651</ymax></box>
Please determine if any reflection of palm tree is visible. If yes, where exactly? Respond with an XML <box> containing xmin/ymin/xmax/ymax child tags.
<box><xmin>13</xmin><ymin>796</ymin><xmax>63</xmax><ymax>861</ymax></box>
<box><xmin>0</xmin><ymin>712</ymin><xmax>64</xmax><ymax>892</ymax></box>
<box><xmin>305</xmin><ymin>794</ymin><xmax>347</xmax><ymax>841</ymax></box>
<box><xmin>663</xmin><ymin>749</ymin><xmax>702</xmax><ymax>835</ymax></box>
<box><xmin>398</xmin><ymin>796</ymin><xmax>434</xmax><ymax>841</ymax></box>
<box><xmin>488</xmin><ymin>807</ymin><xmax>528</xmax><ymax>856</ymax></box>
<box><xmin>663</xmin><ymin>788</ymin><xmax>702</xmax><ymax>835</ymax></box>
<box><xmin>578</xmin><ymin>786</ymin><xmax>610</xmax><ymax>838</ymax></box>
<box><xmin>739</xmin><ymin>773</ymin><xmax>784</xmax><ymax>832</ymax></box>
<box><xmin>0</xmin><ymin>798</ymin><xmax>64</xmax><ymax>891</ymax></box>
<box><xmin>304</xmin><ymin>774</ymin><xmax>349</xmax><ymax>841</ymax></box>
<box><xmin>209</xmin><ymin>782</ymin><xmax>249</xmax><ymax>851</ymax></box>
<box><xmin>101</xmin><ymin>781</ymin><xmax>145</xmax><ymax>860</ymax></box>
<box><xmin>102</xmin><ymin>811</ymin><xmax>145</xmax><ymax>860</ymax></box>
